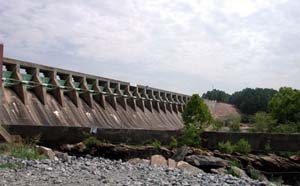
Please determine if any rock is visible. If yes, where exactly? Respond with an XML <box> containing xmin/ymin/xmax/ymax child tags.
<box><xmin>36</xmin><ymin>146</ymin><xmax>56</xmax><ymax>160</ymax></box>
<box><xmin>74</xmin><ymin>142</ymin><xmax>86</xmax><ymax>152</ymax></box>
<box><xmin>185</xmin><ymin>155</ymin><xmax>227</xmax><ymax>169</ymax></box>
<box><xmin>54</xmin><ymin>151</ymin><xmax>69</xmax><ymax>162</ymax></box>
<box><xmin>176</xmin><ymin>161</ymin><xmax>204</xmax><ymax>175</ymax></box>
<box><xmin>172</xmin><ymin>145</ymin><xmax>189</xmax><ymax>161</ymax></box>
<box><xmin>230</xmin><ymin>166</ymin><xmax>249</xmax><ymax>178</ymax></box>
<box><xmin>289</xmin><ymin>155</ymin><xmax>300</xmax><ymax>163</ymax></box>
<box><xmin>150</xmin><ymin>155</ymin><xmax>167</xmax><ymax>167</ymax></box>
<box><xmin>168</xmin><ymin>159</ymin><xmax>176</xmax><ymax>170</ymax></box>
<box><xmin>127</xmin><ymin>158</ymin><xmax>150</xmax><ymax>165</ymax></box>
<box><xmin>211</xmin><ymin>168</ymin><xmax>226</xmax><ymax>175</ymax></box>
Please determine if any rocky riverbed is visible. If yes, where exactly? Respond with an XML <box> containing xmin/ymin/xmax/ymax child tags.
<box><xmin>0</xmin><ymin>155</ymin><xmax>266</xmax><ymax>186</ymax></box>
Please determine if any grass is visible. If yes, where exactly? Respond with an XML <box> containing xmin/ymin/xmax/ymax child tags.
<box><xmin>0</xmin><ymin>162</ymin><xmax>23</xmax><ymax>169</ymax></box>
<box><xmin>0</xmin><ymin>143</ymin><xmax>46</xmax><ymax>160</ymax></box>
<box><xmin>218</xmin><ymin>139</ymin><xmax>251</xmax><ymax>154</ymax></box>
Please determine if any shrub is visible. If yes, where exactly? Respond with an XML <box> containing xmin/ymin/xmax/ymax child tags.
<box><xmin>252</xmin><ymin>112</ymin><xmax>276</xmax><ymax>132</ymax></box>
<box><xmin>264</xmin><ymin>141</ymin><xmax>272</xmax><ymax>152</ymax></box>
<box><xmin>182</xmin><ymin>94</ymin><xmax>212</xmax><ymax>126</ymax></box>
<box><xmin>248</xmin><ymin>167</ymin><xmax>263</xmax><ymax>180</ymax></box>
<box><xmin>211</xmin><ymin>120</ymin><xmax>224</xmax><ymax>131</ymax></box>
<box><xmin>218</xmin><ymin>141</ymin><xmax>234</xmax><ymax>154</ymax></box>
<box><xmin>227</xmin><ymin>167</ymin><xmax>240</xmax><ymax>177</ymax></box>
<box><xmin>218</xmin><ymin>139</ymin><xmax>251</xmax><ymax>154</ymax></box>
<box><xmin>168</xmin><ymin>137</ymin><xmax>178</xmax><ymax>149</ymax></box>
<box><xmin>83</xmin><ymin>136</ymin><xmax>102</xmax><ymax>148</ymax></box>
<box><xmin>234</xmin><ymin>139</ymin><xmax>251</xmax><ymax>154</ymax></box>
<box><xmin>151</xmin><ymin>139</ymin><xmax>161</xmax><ymax>149</ymax></box>
<box><xmin>180</xmin><ymin>123</ymin><xmax>201</xmax><ymax>147</ymax></box>
<box><xmin>229</xmin><ymin>160</ymin><xmax>242</xmax><ymax>168</ymax></box>
<box><xmin>229</xmin><ymin>116</ymin><xmax>241</xmax><ymax>132</ymax></box>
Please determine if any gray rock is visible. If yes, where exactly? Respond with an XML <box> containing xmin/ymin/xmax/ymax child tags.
<box><xmin>185</xmin><ymin>155</ymin><xmax>228</xmax><ymax>169</ymax></box>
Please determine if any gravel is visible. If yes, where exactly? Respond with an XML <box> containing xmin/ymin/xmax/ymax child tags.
<box><xmin>0</xmin><ymin>155</ymin><xmax>266</xmax><ymax>186</ymax></box>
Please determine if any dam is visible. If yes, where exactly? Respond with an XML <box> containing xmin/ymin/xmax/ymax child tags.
<box><xmin>0</xmin><ymin>44</ymin><xmax>190</xmax><ymax>144</ymax></box>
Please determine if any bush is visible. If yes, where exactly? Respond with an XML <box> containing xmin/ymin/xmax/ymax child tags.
<box><xmin>211</xmin><ymin>120</ymin><xmax>224</xmax><ymax>131</ymax></box>
<box><xmin>182</xmin><ymin>94</ymin><xmax>212</xmax><ymax>126</ymax></box>
<box><xmin>229</xmin><ymin>160</ymin><xmax>242</xmax><ymax>168</ymax></box>
<box><xmin>83</xmin><ymin>136</ymin><xmax>102</xmax><ymax>148</ymax></box>
<box><xmin>218</xmin><ymin>139</ymin><xmax>251</xmax><ymax>154</ymax></box>
<box><xmin>180</xmin><ymin>123</ymin><xmax>202</xmax><ymax>147</ymax></box>
<box><xmin>252</xmin><ymin>112</ymin><xmax>276</xmax><ymax>133</ymax></box>
<box><xmin>218</xmin><ymin>141</ymin><xmax>234</xmax><ymax>154</ymax></box>
<box><xmin>168</xmin><ymin>137</ymin><xmax>178</xmax><ymax>149</ymax></box>
<box><xmin>234</xmin><ymin>139</ymin><xmax>251</xmax><ymax>154</ymax></box>
<box><xmin>248</xmin><ymin>167</ymin><xmax>263</xmax><ymax>180</ymax></box>
<box><xmin>229</xmin><ymin>117</ymin><xmax>241</xmax><ymax>132</ymax></box>
<box><xmin>151</xmin><ymin>139</ymin><xmax>161</xmax><ymax>149</ymax></box>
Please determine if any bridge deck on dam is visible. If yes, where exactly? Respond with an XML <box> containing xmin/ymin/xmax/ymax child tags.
<box><xmin>0</xmin><ymin>44</ymin><xmax>190</xmax><ymax>132</ymax></box>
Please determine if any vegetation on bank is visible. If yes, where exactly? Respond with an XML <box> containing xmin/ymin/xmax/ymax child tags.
<box><xmin>0</xmin><ymin>143</ymin><xmax>46</xmax><ymax>160</ymax></box>
<box><xmin>218</xmin><ymin>139</ymin><xmax>251</xmax><ymax>154</ymax></box>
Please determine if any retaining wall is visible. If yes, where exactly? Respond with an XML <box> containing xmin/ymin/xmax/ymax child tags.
<box><xmin>201</xmin><ymin>131</ymin><xmax>300</xmax><ymax>152</ymax></box>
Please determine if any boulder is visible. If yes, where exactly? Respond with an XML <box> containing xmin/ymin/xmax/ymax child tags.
<box><xmin>185</xmin><ymin>155</ymin><xmax>227</xmax><ymax>169</ymax></box>
<box><xmin>150</xmin><ymin>155</ymin><xmax>167</xmax><ymax>167</ymax></box>
<box><xmin>176</xmin><ymin>161</ymin><xmax>204</xmax><ymax>174</ymax></box>
<box><xmin>168</xmin><ymin>159</ymin><xmax>176</xmax><ymax>170</ymax></box>
<box><xmin>172</xmin><ymin>145</ymin><xmax>189</xmax><ymax>161</ymax></box>
<box><xmin>36</xmin><ymin>146</ymin><xmax>56</xmax><ymax>160</ymax></box>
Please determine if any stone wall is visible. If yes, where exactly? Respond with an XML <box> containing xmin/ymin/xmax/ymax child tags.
<box><xmin>201</xmin><ymin>131</ymin><xmax>300</xmax><ymax>152</ymax></box>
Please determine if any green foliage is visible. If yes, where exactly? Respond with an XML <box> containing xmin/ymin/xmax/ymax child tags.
<box><xmin>218</xmin><ymin>139</ymin><xmax>251</xmax><ymax>154</ymax></box>
<box><xmin>83</xmin><ymin>136</ymin><xmax>102</xmax><ymax>148</ymax></box>
<box><xmin>218</xmin><ymin>141</ymin><xmax>234</xmax><ymax>154</ymax></box>
<box><xmin>229</xmin><ymin>88</ymin><xmax>277</xmax><ymax>115</ymax></box>
<box><xmin>0</xmin><ymin>143</ymin><xmax>46</xmax><ymax>160</ymax></box>
<box><xmin>211</xmin><ymin>120</ymin><xmax>224</xmax><ymax>131</ymax></box>
<box><xmin>228</xmin><ymin>116</ymin><xmax>241</xmax><ymax>132</ymax></box>
<box><xmin>229</xmin><ymin>160</ymin><xmax>242</xmax><ymax>168</ymax></box>
<box><xmin>248</xmin><ymin>167</ymin><xmax>262</xmax><ymax>180</ymax></box>
<box><xmin>180</xmin><ymin>123</ymin><xmax>202</xmax><ymax>147</ymax></box>
<box><xmin>202</xmin><ymin>89</ymin><xmax>231</xmax><ymax>103</ymax></box>
<box><xmin>227</xmin><ymin>167</ymin><xmax>241</xmax><ymax>178</ymax></box>
<box><xmin>182</xmin><ymin>94</ymin><xmax>212</xmax><ymax>126</ymax></box>
<box><xmin>0</xmin><ymin>162</ymin><xmax>23</xmax><ymax>169</ymax></box>
<box><xmin>252</xmin><ymin>112</ymin><xmax>277</xmax><ymax>132</ymax></box>
<box><xmin>151</xmin><ymin>139</ymin><xmax>161</xmax><ymax>149</ymax></box>
<box><xmin>168</xmin><ymin>137</ymin><xmax>178</xmax><ymax>149</ymax></box>
<box><xmin>269</xmin><ymin>87</ymin><xmax>300</xmax><ymax>123</ymax></box>
<box><xmin>271</xmin><ymin>123</ymin><xmax>300</xmax><ymax>133</ymax></box>
<box><xmin>234</xmin><ymin>139</ymin><xmax>251</xmax><ymax>154</ymax></box>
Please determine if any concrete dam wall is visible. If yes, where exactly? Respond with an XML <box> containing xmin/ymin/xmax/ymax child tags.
<box><xmin>0</xmin><ymin>45</ymin><xmax>190</xmax><ymax>140</ymax></box>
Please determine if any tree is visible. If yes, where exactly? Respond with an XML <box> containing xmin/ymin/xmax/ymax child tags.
<box><xmin>229</xmin><ymin>88</ymin><xmax>277</xmax><ymax>115</ymax></box>
<box><xmin>269</xmin><ymin>87</ymin><xmax>300</xmax><ymax>123</ymax></box>
<box><xmin>182</xmin><ymin>94</ymin><xmax>212</xmax><ymax>126</ymax></box>
<box><xmin>202</xmin><ymin>89</ymin><xmax>231</xmax><ymax>103</ymax></box>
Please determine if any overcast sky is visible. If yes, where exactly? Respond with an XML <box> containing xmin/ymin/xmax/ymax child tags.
<box><xmin>0</xmin><ymin>0</ymin><xmax>299</xmax><ymax>94</ymax></box>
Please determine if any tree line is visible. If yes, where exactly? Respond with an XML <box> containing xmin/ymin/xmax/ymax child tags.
<box><xmin>202</xmin><ymin>87</ymin><xmax>300</xmax><ymax>132</ymax></box>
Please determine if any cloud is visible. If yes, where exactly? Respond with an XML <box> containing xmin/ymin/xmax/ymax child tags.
<box><xmin>0</xmin><ymin>0</ymin><xmax>299</xmax><ymax>94</ymax></box>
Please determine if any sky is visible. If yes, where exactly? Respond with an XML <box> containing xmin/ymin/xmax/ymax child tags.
<box><xmin>0</xmin><ymin>0</ymin><xmax>299</xmax><ymax>95</ymax></box>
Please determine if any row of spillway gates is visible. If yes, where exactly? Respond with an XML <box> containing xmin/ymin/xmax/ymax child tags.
<box><xmin>0</xmin><ymin>44</ymin><xmax>190</xmax><ymax>144</ymax></box>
